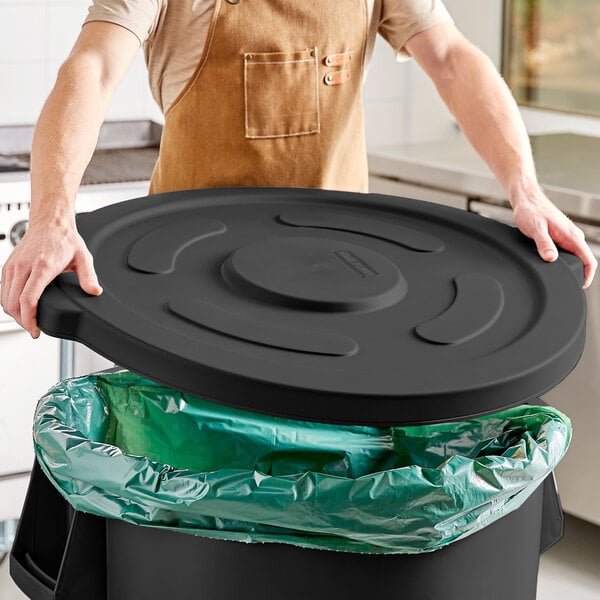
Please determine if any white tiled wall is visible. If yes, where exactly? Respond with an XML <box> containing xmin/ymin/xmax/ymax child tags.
<box><xmin>0</xmin><ymin>0</ymin><xmax>161</xmax><ymax>127</ymax></box>
<box><xmin>362</xmin><ymin>35</ymin><xmax>457</xmax><ymax>148</ymax></box>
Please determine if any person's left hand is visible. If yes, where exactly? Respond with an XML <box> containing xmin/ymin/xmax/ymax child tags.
<box><xmin>511</xmin><ymin>190</ymin><xmax>597</xmax><ymax>289</ymax></box>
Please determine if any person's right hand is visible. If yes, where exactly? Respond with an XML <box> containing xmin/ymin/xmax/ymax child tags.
<box><xmin>1</xmin><ymin>221</ymin><xmax>102</xmax><ymax>338</ymax></box>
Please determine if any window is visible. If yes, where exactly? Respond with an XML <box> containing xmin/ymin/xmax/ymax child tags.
<box><xmin>502</xmin><ymin>0</ymin><xmax>600</xmax><ymax>117</ymax></box>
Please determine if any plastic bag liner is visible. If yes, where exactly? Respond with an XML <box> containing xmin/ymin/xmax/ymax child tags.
<box><xmin>33</xmin><ymin>371</ymin><xmax>571</xmax><ymax>554</ymax></box>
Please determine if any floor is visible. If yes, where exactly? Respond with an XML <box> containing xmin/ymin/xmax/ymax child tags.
<box><xmin>536</xmin><ymin>514</ymin><xmax>600</xmax><ymax>600</ymax></box>
<box><xmin>0</xmin><ymin>513</ymin><xmax>599</xmax><ymax>599</ymax></box>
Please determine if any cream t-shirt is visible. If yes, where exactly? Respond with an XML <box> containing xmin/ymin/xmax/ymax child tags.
<box><xmin>84</xmin><ymin>0</ymin><xmax>453</xmax><ymax>114</ymax></box>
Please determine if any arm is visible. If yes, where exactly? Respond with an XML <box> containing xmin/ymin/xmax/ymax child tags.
<box><xmin>1</xmin><ymin>21</ymin><xmax>140</xmax><ymax>337</ymax></box>
<box><xmin>405</xmin><ymin>22</ymin><xmax>597</xmax><ymax>288</ymax></box>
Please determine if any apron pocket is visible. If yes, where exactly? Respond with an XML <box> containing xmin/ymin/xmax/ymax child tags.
<box><xmin>244</xmin><ymin>48</ymin><xmax>320</xmax><ymax>139</ymax></box>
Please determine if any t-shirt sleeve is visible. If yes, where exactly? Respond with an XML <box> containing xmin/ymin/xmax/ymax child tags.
<box><xmin>83</xmin><ymin>0</ymin><xmax>160</xmax><ymax>45</ymax></box>
<box><xmin>378</xmin><ymin>0</ymin><xmax>454</xmax><ymax>62</ymax></box>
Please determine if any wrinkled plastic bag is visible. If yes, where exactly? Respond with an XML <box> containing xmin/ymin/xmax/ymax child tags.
<box><xmin>34</xmin><ymin>370</ymin><xmax>571</xmax><ymax>554</ymax></box>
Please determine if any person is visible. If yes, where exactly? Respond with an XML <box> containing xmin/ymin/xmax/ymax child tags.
<box><xmin>1</xmin><ymin>0</ymin><xmax>596</xmax><ymax>338</ymax></box>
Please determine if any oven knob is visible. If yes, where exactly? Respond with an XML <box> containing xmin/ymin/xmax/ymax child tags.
<box><xmin>9</xmin><ymin>220</ymin><xmax>28</xmax><ymax>247</ymax></box>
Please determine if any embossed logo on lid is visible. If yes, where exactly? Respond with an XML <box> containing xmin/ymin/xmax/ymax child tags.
<box><xmin>332</xmin><ymin>249</ymin><xmax>380</xmax><ymax>278</ymax></box>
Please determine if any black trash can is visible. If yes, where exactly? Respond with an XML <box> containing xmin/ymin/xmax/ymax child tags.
<box><xmin>10</xmin><ymin>187</ymin><xmax>586</xmax><ymax>600</ymax></box>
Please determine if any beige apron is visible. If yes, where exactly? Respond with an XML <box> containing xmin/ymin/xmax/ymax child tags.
<box><xmin>150</xmin><ymin>0</ymin><xmax>369</xmax><ymax>194</ymax></box>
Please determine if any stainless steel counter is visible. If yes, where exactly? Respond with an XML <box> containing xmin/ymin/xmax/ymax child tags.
<box><xmin>368</xmin><ymin>133</ymin><xmax>600</xmax><ymax>222</ymax></box>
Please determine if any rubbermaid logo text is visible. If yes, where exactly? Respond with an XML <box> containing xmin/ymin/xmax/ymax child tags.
<box><xmin>332</xmin><ymin>249</ymin><xmax>380</xmax><ymax>278</ymax></box>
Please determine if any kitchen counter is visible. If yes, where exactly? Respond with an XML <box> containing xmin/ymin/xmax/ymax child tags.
<box><xmin>368</xmin><ymin>133</ymin><xmax>600</xmax><ymax>222</ymax></box>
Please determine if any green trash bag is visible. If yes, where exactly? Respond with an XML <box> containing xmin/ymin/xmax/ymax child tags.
<box><xmin>34</xmin><ymin>370</ymin><xmax>571</xmax><ymax>554</ymax></box>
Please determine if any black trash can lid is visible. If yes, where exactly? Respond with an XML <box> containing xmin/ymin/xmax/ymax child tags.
<box><xmin>38</xmin><ymin>187</ymin><xmax>586</xmax><ymax>425</ymax></box>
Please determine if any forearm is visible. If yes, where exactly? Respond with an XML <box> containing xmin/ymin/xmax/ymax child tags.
<box><xmin>1</xmin><ymin>21</ymin><xmax>143</xmax><ymax>336</ymax></box>
<box><xmin>29</xmin><ymin>57</ymin><xmax>112</xmax><ymax>230</ymax></box>
<box><xmin>416</xmin><ymin>36</ymin><xmax>541</xmax><ymax>208</ymax></box>
<box><xmin>405</xmin><ymin>23</ymin><xmax>597</xmax><ymax>287</ymax></box>
<box><xmin>28</xmin><ymin>20</ymin><xmax>140</xmax><ymax>231</ymax></box>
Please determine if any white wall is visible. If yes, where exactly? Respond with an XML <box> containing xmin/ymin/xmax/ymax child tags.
<box><xmin>0</xmin><ymin>0</ymin><xmax>161</xmax><ymax>127</ymax></box>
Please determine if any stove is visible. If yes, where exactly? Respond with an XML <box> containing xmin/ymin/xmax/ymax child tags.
<box><xmin>0</xmin><ymin>188</ymin><xmax>31</xmax><ymax>331</ymax></box>
<box><xmin>0</xmin><ymin>119</ymin><xmax>161</xmax><ymax>524</ymax></box>
<box><xmin>0</xmin><ymin>182</ymin><xmax>57</xmax><ymax>523</ymax></box>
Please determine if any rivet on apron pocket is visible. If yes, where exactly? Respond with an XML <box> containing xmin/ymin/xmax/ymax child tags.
<box><xmin>324</xmin><ymin>51</ymin><xmax>355</xmax><ymax>67</ymax></box>
<box><xmin>324</xmin><ymin>69</ymin><xmax>351</xmax><ymax>86</ymax></box>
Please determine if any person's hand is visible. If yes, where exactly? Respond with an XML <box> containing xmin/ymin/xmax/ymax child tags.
<box><xmin>1</xmin><ymin>222</ymin><xmax>102</xmax><ymax>338</ymax></box>
<box><xmin>512</xmin><ymin>190</ymin><xmax>597</xmax><ymax>289</ymax></box>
